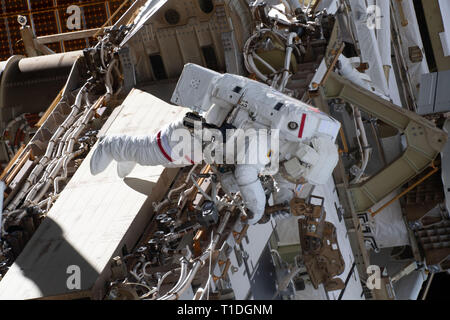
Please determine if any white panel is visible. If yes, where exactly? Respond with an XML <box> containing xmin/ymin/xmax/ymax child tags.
<box><xmin>121</xmin><ymin>0</ymin><xmax>169</xmax><ymax>46</ymax></box>
<box><xmin>439</xmin><ymin>0</ymin><xmax>450</xmax><ymax>56</ymax></box>
<box><xmin>417</xmin><ymin>72</ymin><xmax>438</xmax><ymax>115</ymax></box>
<box><xmin>0</xmin><ymin>89</ymin><xmax>186</xmax><ymax>300</ymax></box>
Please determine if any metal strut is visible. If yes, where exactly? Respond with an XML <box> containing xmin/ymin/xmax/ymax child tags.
<box><xmin>322</xmin><ymin>72</ymin><xmax>448</xmax><ymax>214</ymax></box>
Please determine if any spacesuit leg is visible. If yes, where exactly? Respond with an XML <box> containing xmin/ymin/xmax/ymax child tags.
<box><xmin>90</xmin><ymin>120</ymin><xmax>199</xmax><ymax>177</ymax></box>
<box><xmin>234</xmin><ymin>164</ymin><xmax>267</xmax><ymax>225</ymax></box>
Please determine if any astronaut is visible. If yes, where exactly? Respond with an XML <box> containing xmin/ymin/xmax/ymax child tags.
<box><xmin>90</xmin><ymin>64</ymin><xmax>341</xmax><ymax>224</ymax></box>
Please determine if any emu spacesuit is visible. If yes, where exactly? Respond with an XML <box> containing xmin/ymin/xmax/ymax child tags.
<box><xmin>90</xmin><ymin>64</ymin><xmax>341</xmax><ymax>224</ymax></box>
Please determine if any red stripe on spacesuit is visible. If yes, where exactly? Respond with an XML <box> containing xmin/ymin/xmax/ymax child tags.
<box><xmin>298</xmin><ymin>114</ymin><xmax>307</xmax><ymax>138</ymax></box>
<box><xmin>157</xmin><ymin>131</ymin><xmax>174</xmax><ymax>162</ymax></box>
<box><xmin>185</xmin><ymin>155</ymin><xmax>195</xmax><ymax>165</ymax></box>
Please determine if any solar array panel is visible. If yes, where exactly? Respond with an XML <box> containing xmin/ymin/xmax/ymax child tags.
<box><xmin>0</xmin><ymin>0</ymin><xmax>131</xmax><ymax>61</ymax></box>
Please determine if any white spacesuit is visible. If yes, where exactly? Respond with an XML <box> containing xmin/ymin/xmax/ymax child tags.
<box><xmin>90</xmin><ymin>64</ymin><xmax>341</xmax><ymax>224</ymax></box>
